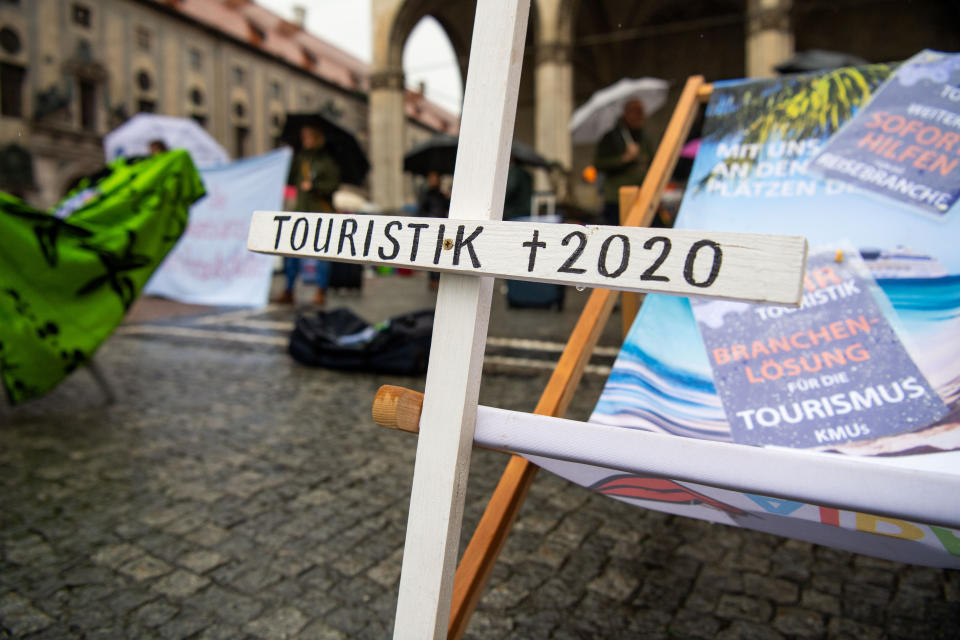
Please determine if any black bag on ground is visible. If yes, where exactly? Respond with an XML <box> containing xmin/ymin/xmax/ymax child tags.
<box><xmin>289</xmin><ymin>307</ymin><xmax>433</xmax><ymax>374</ymax></box>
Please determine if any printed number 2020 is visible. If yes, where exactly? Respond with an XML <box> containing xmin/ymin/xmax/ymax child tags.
<box><xmin>556</xmin><ymin>231</ymin><xmax>723</xmax><ymax>288</ymax></box>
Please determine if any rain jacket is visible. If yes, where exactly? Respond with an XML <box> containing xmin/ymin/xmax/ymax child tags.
<box><xmin>594</xmin><ymin>119</ymin><xmax>653</xmax><ymax>204</ymax></box>
<box><xmin>290</xmin><ymin>146</ymin><xmax>341</xmax><ymax>212</ymax></box>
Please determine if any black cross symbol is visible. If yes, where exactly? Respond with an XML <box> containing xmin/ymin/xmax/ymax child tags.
<box><xmin>76</xmin><ymin>230</ymin><xmax>152</xmax><ymax>310</ymax></box>
<box><xmin>522</xmin><ymin>229</ymin><xmax>547</xmax><ymax>272</ymax></box>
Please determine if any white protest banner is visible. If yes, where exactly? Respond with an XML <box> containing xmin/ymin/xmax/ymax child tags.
<box><xmin>248</xmin><ymin>211</ymin><xmax>807</xmax><ymax>305</ymax></box>
<box><xmin>147</xmin><ymin>148</ymin><xmax>292</xmax><ymax>306</ymax></box>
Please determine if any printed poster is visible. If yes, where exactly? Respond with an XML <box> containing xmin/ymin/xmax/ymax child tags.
<box><xmin>691</xmin><ymin>248</ymin><xmax>947</xmax><ymax>448</ymax></box>
<box><xmin>145</xmin><ymin>148</ymin><xmax>291</xmax><ymax>307</ymax></box>
<box><xmin>528</xmin><ymin>62</ymin><xmax>960</xmax><ymax>568</ymax></box>
<box><xmin>813</xmin><ymin>50</ymin><xmax>960</xmax><ymax>215</ymax></box>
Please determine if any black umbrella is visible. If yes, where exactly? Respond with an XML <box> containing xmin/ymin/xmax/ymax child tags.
<box><xmin>403</xmin><ymin>135</ymin><xmax>552</xmax><ymax>176</ymax></box>
<box><xmin>511</xmin><ymin>140</ymin><xmax>552</xmax><ymax>170</ymax></box>
<box><xmin>280</xmin><ymin>113</ymin><xmax>370</xmax><ymax>186</ymax></box>
<box><xmin>775</xmin><ymin>49</ymin><xmax>869</xmax><ymax>74</ymax></box>
<box><xmin>403</xmin><ymin>134</ymin><xmax>458</xmax><ymax>176</ymax></box>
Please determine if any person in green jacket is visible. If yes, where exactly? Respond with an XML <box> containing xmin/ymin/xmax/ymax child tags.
<box><xmin>276</xmin><ymin>125</ymin><xmax>342</xmax><ymax>305</ymax></box>
<box><xmin>594</xmin><ymin>99</ymin><xmax>653</xmax><ymax>226</ymax></box>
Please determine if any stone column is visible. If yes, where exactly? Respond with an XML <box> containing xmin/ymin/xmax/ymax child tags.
<box><xmin>369</xmin><ymin>68</ymin><xmax>405</xmax><ymax>211</ymax></box>
<box><xmin>746</xmin><ymin>0</ymin><xmax>794</xmax><ymax>78</ymax></box>
<box><xmin>534</xmin><ymin>41</ymin><xmax>573</xmax><ymax>193</ymax></box>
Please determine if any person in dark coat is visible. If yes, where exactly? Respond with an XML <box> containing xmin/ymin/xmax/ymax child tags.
<box><xmin>418</xmin><ymin>170</ymin><xmax>449</xmax><ymax>218</ymax></box>
<box><xmin>503</xmin><ymin>158</ymin><xmax>533</xmax><ymax>220</ymax></box>
<box><xmin>275</xmin><ymin>125</ymin><xmax>341</xmax><ymax>305</ymax></box>
<box><xmin>417</xmin><ymin>171</ymin><xmax>449</xmax><ymax>291</ymax></box>
<box><xmin>594</xmin><ymin>99</ymin><xmax>655</xmax><ymax>226</ymax></box>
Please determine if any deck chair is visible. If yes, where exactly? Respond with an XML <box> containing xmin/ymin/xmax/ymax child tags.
<box><xmin>371</xmin><ymin>69</ymin><xmax>960</xmax><ymax>637</ymax></box>
<box><xmin>0</xmin><ymin>150</ymin><xmax>205</xmax><ymax>406</ymax></box>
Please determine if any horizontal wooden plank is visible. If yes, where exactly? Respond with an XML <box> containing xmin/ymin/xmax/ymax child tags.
<box><xmin>248</xmin><ymin>211</ymin><xmax>807</xmax><ymax>305</ymax></box>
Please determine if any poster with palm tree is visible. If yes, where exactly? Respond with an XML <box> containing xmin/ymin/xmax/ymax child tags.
<box><xmin>695</xmin><ymin>63</ymin><xmax>894</xmax><ymax>197</ymax></box>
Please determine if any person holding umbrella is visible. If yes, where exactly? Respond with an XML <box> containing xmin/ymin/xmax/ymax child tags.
<box><xmin>503</xmin><ymin>154</ymin><xmax>533</xmax><ymax>221</ymax></box>
<box><xmin>275</xmin><ymin>124</ymin><xmax>341</xmax><ymax>305</ymax></box>
<box><xmin>569</xmin><ymin>78</ymin><xmax>668</xmax><ymax>226</ymax></box>
<box><xmin>593</xmin><ymin>99</ymin><xmax>654</xmax><ymax>226</ymax></box>
<box><xmin>417</xmin><ymin>170</ymin><xmax>450</xmax><ymax>291</ymax></box>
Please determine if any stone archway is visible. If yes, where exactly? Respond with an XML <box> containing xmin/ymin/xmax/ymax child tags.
<box><xmin>369</xmin><ymin>0</ymin><xmax>474</xmax><ymax>211</ymax></box>
<box><xmin>369</xmin><ymin>1</ymin><xmax>564</xmax><ymax>211</ymax></box>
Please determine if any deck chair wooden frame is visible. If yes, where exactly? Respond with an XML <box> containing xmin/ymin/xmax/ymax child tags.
<box><xmin>445</xmin><ymin>75</ymin><xmax>712</xmax><ymax>639</ymax></box>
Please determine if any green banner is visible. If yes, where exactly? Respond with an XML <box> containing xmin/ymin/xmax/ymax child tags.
<box><xmin>0</xmin><ymin>150</ymin><xmax>205</xmax><ymax>404</ymax></box>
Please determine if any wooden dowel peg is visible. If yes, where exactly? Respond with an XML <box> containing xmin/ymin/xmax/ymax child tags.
<box><xmin>372</xmin><ymin>385</ymin><xmax>424</xmax><ymax>434</ymax></box>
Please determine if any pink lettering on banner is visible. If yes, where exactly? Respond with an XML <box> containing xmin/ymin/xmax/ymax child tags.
<box><xmin>185</xmin><ymin>220</ymin><xmax>249</xmax><ymax>240</ymax></box>
<box><xmin>170</xmin><ymin>250</ymin><xmax>265</xmax><ymax>281</ymax></box>
<box><xmin>206</xmin><ymin>185</ymin><xmax>230</xmax><ymax>211</ymax></box>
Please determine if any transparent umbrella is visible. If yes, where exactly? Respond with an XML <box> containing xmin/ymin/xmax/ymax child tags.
<box><xmin>103</xmin><ymin>114</ymin><xmax>230</xmax><ymax>169</ymax></box>
<box><xmin>569</xmin><ymin>77</ymin><xmax>669</xmax><ymax>144</ymax></box>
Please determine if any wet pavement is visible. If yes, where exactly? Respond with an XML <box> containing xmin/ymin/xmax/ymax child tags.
<box><xmin>2</xmin><ymin>270</ymin><xmax>958</xmax><ymax>639</ymax></box>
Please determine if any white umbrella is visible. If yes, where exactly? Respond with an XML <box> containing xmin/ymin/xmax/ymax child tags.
<box><xmin>333</xmin><ymin>188</ymin><xmax>381</xmax><ymax>214</ymax></box>
<box><xmin>569</xmin><ymin>77</ymin><xmax>669</xmax><ymax>145</ymax></box>
<box><xmin>103</xmin><ymin>114</ymin><xmax>231</xmax><ymax>169</ymax></box>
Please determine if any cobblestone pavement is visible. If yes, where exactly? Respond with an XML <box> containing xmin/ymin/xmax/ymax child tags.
<box><xmin>2</xmin><ymin>272</ymin><xmax>959</xmax><ymax>639</ymax></box>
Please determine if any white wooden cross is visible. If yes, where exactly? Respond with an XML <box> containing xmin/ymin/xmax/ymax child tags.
<box><xmin>247</xmin><ymin>1</ymin><xmax>806</xmax><ymax>636</ymax></box>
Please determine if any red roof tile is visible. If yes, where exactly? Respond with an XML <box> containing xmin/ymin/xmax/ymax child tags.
<box><xmin>145</xmin><ymin>0</ymin><xmax>458</xmax><ymax>132</ymax></box>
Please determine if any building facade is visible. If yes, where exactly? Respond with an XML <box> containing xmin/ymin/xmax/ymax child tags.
<box><xmin>0</xmin><ymin>0</ymin><xmax>458</xmax><ymax>208</ymax></box>
<box><xmin>370</xmin><ymin>0</ymin><xmax>960</xmax><ymax>214</ymax></box>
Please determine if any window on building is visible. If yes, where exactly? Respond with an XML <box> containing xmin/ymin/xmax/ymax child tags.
<box><xmin>135</xmin><ymin>26</ymin><xmax>150</xmax><ymax>51</ymax></box>
<box><xmin>79</xmin><ymin>80</ymin><xmax>96</xmax><ymax>131</ymax></box>
<box><xmin>72</xmin><ymin>3</ymin><xmax>91</xmax><ymax>27</ymax></box>
<box><xmin>235</xmin><ymin>126</ymin><xmax>249</xmax><ymax>158</ymax></box>
<box><xmin>234</xmin><ymin>102</ymin><xmax>245</xmax><ymax>118</ymax></box>
<box><xmin>0</xmin><ymin>27</ymin><xmax>21</xmax><ymax>55</ymax></box>
<box><xmin>191</xmin><ymin>113</ymin><xmax>207</xmax><ymax>129</ymax></box>
<box><xmin>0</xmin><ymin>63</ymin><xmax>25</xmax><ymax>117</ymax></box>
<box><xmin>136</xmin><ymin>70</ymin><xmax>152</xmax><ymax>92</ymax></box>
<box><xmin>233</xmin><ymin>66</ymin><xmax>245</xmax><ymax>85</ymax></box>
<box><xmin>137</xmin><ymin>99</ymin><xmax>156</xmax><ymax>113</ymax></box>
<box><xmin>271</xmin><ymin>80</ymin><xmax>281</xmax><ymax>99</ymax></box>
<box><xmin>248</xmin><ymin>21</ymin><xmax>265</xmax><ymax>45</ymax></box>
<box><xmin>189</xmin><ymin>48</ymin><xmax>202</xmax><ymax>71</ymax></box>
<box><xmin>189</xmin><ymin>87</ymin><xmax>204</xmax><ymax>107</ymax></box>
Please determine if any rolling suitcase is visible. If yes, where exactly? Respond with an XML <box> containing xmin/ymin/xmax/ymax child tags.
<box><xmin>504</xmin><ymin>213</ymin><xmax>564</xmax><ymax>310</ymax></box>
<box><xmin>506</xmin><ymin>279</ymin><xmax>565</xmax><ymax>310</ymax></box>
